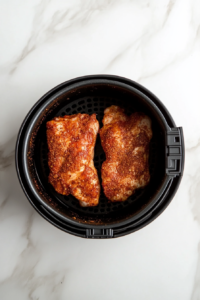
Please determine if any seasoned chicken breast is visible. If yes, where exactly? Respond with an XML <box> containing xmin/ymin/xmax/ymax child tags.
<box><xmin>46</xmin><ymin>113</ymin><xmax>100</xmax><ymax>207</ymax></box>
<box><xmin>100</xmin><ymin>105</ymin><xmax>152</xmax><ymax>202</ymax></box>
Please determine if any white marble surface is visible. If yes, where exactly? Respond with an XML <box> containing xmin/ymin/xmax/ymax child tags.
<box><xmin>0</xmin><ymin>0</ymin><xmax>200</xmax><ymax>299</ymax></box>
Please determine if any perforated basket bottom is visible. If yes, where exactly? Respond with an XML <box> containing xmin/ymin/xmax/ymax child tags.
<box><xmin>38</xmin><ymin>97</ymin><xmax>158</xmax><ymax>216</ymax></box>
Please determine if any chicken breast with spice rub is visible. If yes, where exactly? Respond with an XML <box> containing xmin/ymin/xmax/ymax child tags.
<box><xmin>46</xmin><ymin>113</ymin><xmax>100</xmax><ymax>207</ymax></box>
<box><xmin>100</xmin><ymin>105</ymin><xmax>152</xmax><ymax>202</ymax></box>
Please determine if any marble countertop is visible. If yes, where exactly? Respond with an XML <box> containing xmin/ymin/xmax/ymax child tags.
<box><xmin>1</xmin><ymin>0</ymin><xmax>200</xmax><ymax>299</ymax></box>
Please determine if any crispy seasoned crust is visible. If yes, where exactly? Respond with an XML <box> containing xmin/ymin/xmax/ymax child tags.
<box><xmin>46</xmin><ymin>113</ymin><xmax>100</xmax><ymax>206</ymax></box>
<box><xmin>100</xmin><ymin>105</ymin><xmax>152</xmax><ymax>202</ymax></box>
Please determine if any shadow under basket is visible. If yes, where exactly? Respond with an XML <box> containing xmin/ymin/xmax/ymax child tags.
<box><xmin>15</xmin><ymin>75</ymin><xmax>185</xmax><ymax>239</ymax></box>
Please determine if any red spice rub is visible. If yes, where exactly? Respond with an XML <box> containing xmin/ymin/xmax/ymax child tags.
<box><xmin>100</xmin><ymin>105</ymin><xmax>152</xmax><ymax>202</ymax></box>
<box><xmin>46</xmin><ymin>113</ymin><xmax>100</xmax><ymax>207</ymax></box>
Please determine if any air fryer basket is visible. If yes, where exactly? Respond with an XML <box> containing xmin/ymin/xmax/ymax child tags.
<box><xmin>16</xmin><ymin>75</ymin><xmax>184</xmax><ymax>238</ymax></box>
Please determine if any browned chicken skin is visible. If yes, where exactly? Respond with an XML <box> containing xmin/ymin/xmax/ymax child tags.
<box><xmin>46</xmin><ymin>113</ymin><xmax>100</xmax><ymax>207</ymax></box>
<box><xmin>100</xmin><ymin>105</ymin><xmax>152</xmax><ymax>202</ymax></box>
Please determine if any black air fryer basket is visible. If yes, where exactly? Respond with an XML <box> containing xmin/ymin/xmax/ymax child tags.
<box><xmin>15</xmin><ymin>75</ymin><xmax>184</xmax><ymax>238</ymax></box>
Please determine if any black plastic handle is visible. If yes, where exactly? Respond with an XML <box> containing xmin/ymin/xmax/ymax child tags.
<box><xmin>166</xmin><ymin>127</ymin><xmax>184</xmax><ymax>177</ymax></box>
<box><xmin>86</xmin><ymin>228</ymin><xmax>113</xmax><ymax>238</ymax></box>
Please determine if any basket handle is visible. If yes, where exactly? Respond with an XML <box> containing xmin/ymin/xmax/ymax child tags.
<box><xmin>86</xmin><ymin>228</ymin><xmax>113</xmax><ymax>239</ymax></box>
<box><xmin>166</xmin><ymin>127</ymin><xmax>184</xmax><ymax>177</ymax></box>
